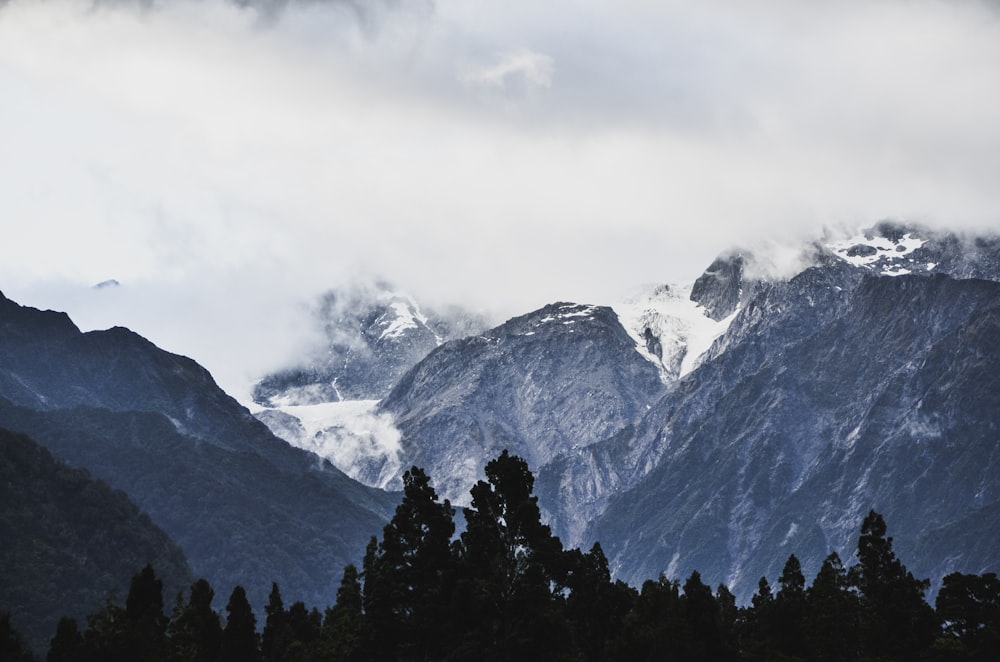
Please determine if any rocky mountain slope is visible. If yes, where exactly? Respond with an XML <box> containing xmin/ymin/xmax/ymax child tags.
<box><xmin>378</xmin><ymin>302</ymin><xmax>668</xmax><ymax>529</ymax></box>
<box><xmin>588</xmin><ymin>223</ymin><xmax>1000</xmax><ymax>599</ymax></box>
<box><xmin>0</xmin><ymin>292</ymin><xmax>398</xmax><ymax>612</ymax></box>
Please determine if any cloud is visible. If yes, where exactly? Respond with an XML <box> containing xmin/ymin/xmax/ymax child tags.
<box><xmin>1</xmin><ymin>0</ymin><xmax>999</xmax><ymax>397</ymax></box>
<box><xmin>461</xmin><ymin>49</ymin><xmax>554</xmax><ymax>91</ymax></box>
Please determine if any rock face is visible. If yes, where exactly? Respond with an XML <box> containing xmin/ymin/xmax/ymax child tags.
<box><xmin>379</xmin><ymin>302</ymin><xmax>668</xmax><ymax>539</ymax></box>
<box><xmin>588</xmin><ymin>223</ymin><xmax>1000</xmax><ymax>600</ymax></box>
<box><xmin>0</xmin><ymin>292</ymin><xmax>398</xmax><ymax>612</ymax></box>
<box><xmin>252</xmin><ymin>280</ymin><xmax>489</xmax><ymax>406</ymax></box>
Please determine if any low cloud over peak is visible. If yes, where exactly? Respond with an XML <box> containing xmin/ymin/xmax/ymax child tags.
<box><xmin>2</xmin><ymin>0</ymin><xmax>998</xmax><ymax>395</ymax></box>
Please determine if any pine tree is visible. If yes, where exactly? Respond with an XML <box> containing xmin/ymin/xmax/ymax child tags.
<box><xmin>804</xmin><ymin>552</ymin><xmax>859</xmax><ymax>661</ymax></box>
<box><xmin>262</xmin><ymin>582</ymin><xmax>288</xmax><ymax>662</ymax></box>
<box><xmin>121</xmin><ymin>564</ymin><xmax>167</xmax><ymax>661</ymax></box>
<box><xmin>320</xmin><ymin>565</ymin><xmax>364</xmax><ymax>661</ymax></box>
<box><xmin>773</xmin><ymin>554</ymin><xmax>807</xmax><ymax>659</ymax></box>
<box><xmin>47</xmin><ymin>616</ymin><xmax>84</xmax><ymax>662</ymax></box>
<box><xmin>849</xmin><ymin>510</ymin><xmax>937</xmax><ymax>660</ymax></box>
<box><xmin>454</xmin><ymin>450</ymin><xmax>571</xmax><ymax>660</ymax></box>
<box><xmin>0</xmin><ymin>612</ymin><xmax>36</xmax><ymax>662</ymax></box>
<box><xmin>362</xmin><ymin>465</ymin><xmax>456</xmax><ymax>661</ymax></box>
<box><xmin>219</xmin><ymin>586</ymin><xmax>261</xmax><ymax>662</ymax></box>
<box><xmin>563</xmin><ymin>542</ymin><xmax>634</xmax><ymax>661</ymax></box>
<box><xmin>681</xmin><ymin>570</ymin><xmax>720</xmax><ymax>661</ymax></box>
<box><xmin>165</xmin><ymin>578</ymin><xmax>222</xmax><ymax>662</ymax></box>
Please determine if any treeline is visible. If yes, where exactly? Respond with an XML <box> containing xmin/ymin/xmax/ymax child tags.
<box><xmin>4</xmin><ymin>450</ymin><xmax>1000</xmax><ymax>661</ymax></box>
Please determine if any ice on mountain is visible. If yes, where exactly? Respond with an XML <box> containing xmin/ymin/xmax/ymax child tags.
<box><xmin>826</xmin><ymin>230</ymin><xmax>927</xmax><ymax>269</ymax></box>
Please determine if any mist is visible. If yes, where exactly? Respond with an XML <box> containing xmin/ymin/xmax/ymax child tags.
<box><xmin>2</xmin><ymin>0</ymin><xmax>999</xmax><ymax>398</ymax></box>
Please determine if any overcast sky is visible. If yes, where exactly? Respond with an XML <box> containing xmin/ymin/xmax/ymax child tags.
<box><xmin>2</xmin><ymin>0</ymin><xmax>1000</xmax><ymax>398</ymax></box>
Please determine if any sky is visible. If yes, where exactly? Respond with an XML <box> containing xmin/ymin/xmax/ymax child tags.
<box><xmin>2</xmin><ymin>0</ymin><xmax>1000</xmax><ymax>399</ymax></box>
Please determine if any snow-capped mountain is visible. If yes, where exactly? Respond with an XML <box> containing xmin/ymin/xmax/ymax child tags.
<box><xmin>244</xmin><ymin>220</ymin><xmax>999</xmax><ymax>603</ymax></box>
<box><xmin>378</xmin><ymin>301</ymin><xmax>668</xmax><ymax>523</ymax></box>
<box><xmin>588</xmin><ymin>222</ymin><xmax>1000</xmax><ymax>600</ymax></box>
<box><xmin>253</xmin><ymin>279</ymin><xmax>490</xmax><ymax>407</ymax></box>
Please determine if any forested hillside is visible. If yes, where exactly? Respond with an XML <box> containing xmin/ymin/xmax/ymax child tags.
<box><xmin>7</xmin><ymin>452</ymin><xmax>998</xmax><ymax>661</ymax></box>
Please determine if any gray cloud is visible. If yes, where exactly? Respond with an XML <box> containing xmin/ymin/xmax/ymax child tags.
<box><xmin>1</xmin><ymin>0</ymin><xmax>998</xmax><ymax>397</ymax></box>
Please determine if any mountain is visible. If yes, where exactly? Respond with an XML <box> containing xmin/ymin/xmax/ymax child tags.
<box><xmin>378</xmin><ymin>301</ymin><xmax>669</xmax><ymax>540</ymax></box>
<box><xmin>0</xmin><ymin>291</ymin><xmax>398</xmax><ymax>612</ymax></box>
<box><xmin>250</xmin><ymin>280</ymin><xmax>491</xmax><ymax>488</ymax></box>
<box><xmin>588</xmin><ymin>223</ymin><xmax>1000</xmax><ymax>600</ymax></box>
<box><xmin>0</xmin><ymin>427</ymin><xmax>192</xmax><ymax>653</ymax></box>
<box><xmin>252</xmin><ymin>280</ymin><xmax>490</xmax><ymax>407</ymax></box>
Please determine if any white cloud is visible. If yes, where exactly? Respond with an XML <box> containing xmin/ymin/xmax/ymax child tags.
<box><xmin>1</xmin><ymin>0</ymin><xmax>999</xmax><ymax>396</ymax></box>
<box><xmin>461</xmin><ymin>49</ymin><xmax>555</xmax><ymax>91</ymax></box>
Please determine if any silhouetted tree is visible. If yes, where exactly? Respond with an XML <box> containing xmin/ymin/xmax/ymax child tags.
<box><xmin>935</xmin><ymin>571</ymin><xmax>1000</xmax><ymax>661</ymax></box>
<box><xmin>219</xmin><ymin>585</ymin><xmax>260</xmax><ymax>662</ymax></box>
<box><xmin>262</xmin><ymin>582</ymin><xmax>288</xmax><ymax>662</ymax></box>
<box><xmin>362</xmin><ymin>465</ymin><xmax>456</xmax><ymax>661</ymax></box>
<box><xmin>0</xmin><ymin>612</ymin><xmax>36</xmax><ymax>662</ymax></box>
<box><xmin>453</xmin><ymin>450</ymin><xmax>571</xmax><ymax>660</ymax></box>
<box><xmin>165</xmin><ymin>578</ymin><xmax>221</xmax><ymax>662</ymax></box>
<box><xmin>319</xmin><ymin>565</ymin><xmax>363</xmax><ymax>661</ymax></box>
<box><xmin>563</xmin><ymin>542</ymin><xmax>635</xmax><ymax>661</ymax></box>
<box><xmin>47</xmin><ymin>617</ymin><xmax>84</xmax><ymax>662</ymax></box>
<box><xmin>616</xmin><ymin>575</ymin><xmax>684</xmax><ymax>660</ymax></box>
<box><xmin>773</xmin><ymin>554</ymin><xmax>807</xmax><ymax>659</ymax></box>
<box><xmin>122</xmin><ymin>564</ymin><xmax>167</xmax><ymax>660</ymax></box>
<box><xmin>716</xmin><ymin>584</ymin><xmax>740</xmax><ymax>661</ymax></box>
<box><xmin>805</xmin><ymin>552</ymin><xmax>859</xmax><ymax>661</ymax></box>
<box><xmin>682</xmin><ymin>570</ymin><xmax>720</xmax><ymax>661</ymax></box>
<box><xmin>850</xmin><ymin>509</ymin><xmax>937</xmax><ymax>660</ymax></box>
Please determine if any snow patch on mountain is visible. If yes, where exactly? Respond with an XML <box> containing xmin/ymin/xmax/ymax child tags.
<box><xmin>613</xmin><ymin>284</ymin><xmax>736</xmax><ymax>381</ymax></box>
<box><xmin>377</xmin><ymin>297</ymin><xmax>435</xmax><ymax>341</ymax></box>
<box><xmin>826</xmin><ymin>230</ymin><xmax>930</xmax><ymax>276</ymax></box>
<box><xmin>253</xmin><ymin>400</ymin><xmax>403</xmax><ymax>489</ymax></box>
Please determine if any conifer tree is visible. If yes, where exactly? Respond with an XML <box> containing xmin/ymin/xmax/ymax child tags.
<box><xmin>455</xmin><ymin>450</ymin><xmax>571</xmax><ymax>660</ymax></box>
<box><xmin>0</xmin><ymin>612</ymin><xmax>36</xmax><ymax>662</ymax></box>
<box><xmin>773</xmin><ymin>554</ymin><xmax>807</xmax><ymax>659</ymax></box>
<box><xmin>219</xmin><ymin>586</ymin><xmax>261</xmax><ymax>662</ymax></box>
<box><xmin>936</xmin><ymin>571</ymin><xmax>1000</xmax><ymax>660</ymax></box>
<box><xmin>321</xmin><ymin>565</ymin><xmax>364</xmax><ymax>661</ymax></box>
<box><xmin>122</xmin><ymin>564</ymin><xmax>167</xmax><ymax>661</ymax></box>
<box><xmin>681</xmin><ymin>570</ymin><xmax>720</xmax><ymax>661</ymax></box>
<box><xmin>850</xmin><ymin>509</ymin><xmax>937</xmax><ymax>660</ymax></box>
<box><xmin>165</xmin><ymin>579</ymin><xmax>221</xmax><ymax>662</ymax></box>
<box><xmin>805</xmin><ymin>552</ymin><xmax>858</xmax><ymax>661</ymax></box>
<box><xmin>262</xmin><ymin>582</ymin><xmax>288</xmax><ymax>662</ymax></box>
<box><xmin>47</xmin><ymin>616</ymin><xmax>84</xmax><ymax>662</ymax></box>
<box><xmin>362</xmin><ymin>465</ymin><xmax>456</xmax><ymax>660</ymax></box>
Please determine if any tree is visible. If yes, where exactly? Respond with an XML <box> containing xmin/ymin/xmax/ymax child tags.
<box><xmin>165</xmin><ymin>578</ymin><xmax>222</xmax><ymax>662</ymax></box>
<box><xmin>47</xmin><ymin>617</ymin><xmax>84</xmax><ymax>662</ymax></box>
<box><xmin>362</xmin><ymin>465</ymin><xmax>456</xmax><ymax>660</ymax></box>
<box><xmin>219</xmin><ymin>586</ymin><xmax>260</xmax><ymax>662</ymax></box>
<box><xmin>616</xmin><ymin>575</ymin><xmax>683</xmax><ymax>661</ymax></box>
<box><xmin>935</xmin><ymin>571</ymin><xmax>1000</xmax><ymax>660</ymax></box>
<box><xmin>849</xmin><ymin>510</ymin><xmax>937</xmax><ymax>660</ymax></box>
<box><xmin>0</xmin><ymin>612</ymin><xmax>36</xmax><ymax>662</ymax></box>
<box><xmin>563</xmin><ymin>542</ymin><xmax>634</xmax><ymax>661</ymax></box>
<box><xmin>681</xmin><ymin>570</ymin><xmax>720</xmax><ymax>661</ymax></box>
<box><xmin>261</xmin><ymin>582</ymin><xmax>288</xmax><ymax>662</ymax></box>
<box><xmin>773</xmin><ymin>554</ymin><xmax>807</xmax><ymax>659</ymax></box>
<box><xmin>121</xmin><ymin>564</ymin><xmax>167</xmax><ymax>661</ymax></box>
<box><xmin>804</xmin><ymin>552</ymin><xmax>858</xmax><ymax>661</ymax></box>
<box><xmin>454</xmin><ymin>450</ymin><xmax>571</xmax><ymax>660</ymax></box>
<box><xmin>715</xmin><ymin>584</ymin><xmax>739</xmax><ymax>661</ymax></box>
<box><xmin>320</xmin><ymin>565</ymin><xmax>364</xmax><ymax>661</ymax></box>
